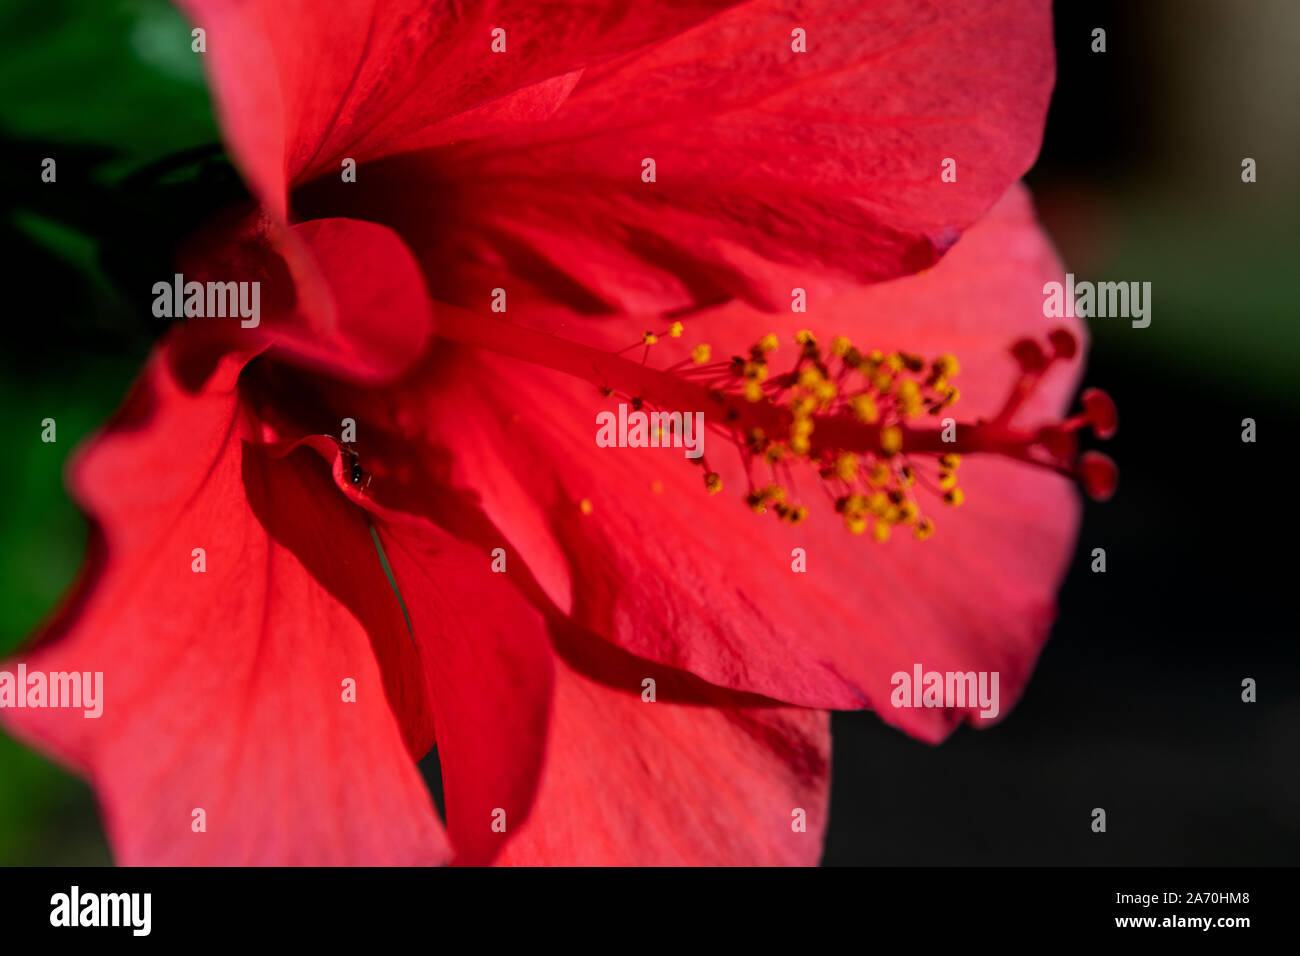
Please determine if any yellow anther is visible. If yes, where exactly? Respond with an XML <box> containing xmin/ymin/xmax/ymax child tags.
<box><xmin>939</xmin><ymin>453</ymin><xmax>961</xmax><ymax>470</ymax></box>
<box><xmin>914</xmin><ymin>517</ymin><xmax>935</xmax><ymax>540</ymax></box>
<box><xmin>704</xmin><ymin>472</ymin><xmax>723</xmax><ymax>495</ymax></box>
<box><xmin>872</xmin><ymin>370</ymin><xmax>893</xmax><ymax>393</ymax></box>
<box><xmin>833</xmin><ymin>453</ymin><xmax>858</xmax><ymax>482</ymax></box>
<box><xmin>790</xmin><ymin>434</ymin><xmax>811</xmax><ymax>455</ymax></box>
<box><xmin>880</xmin><ymin>426</ymin><xmax>903</xmax><ymax>456</ymax></box>
<box><xmin>943</xmin><ymin>386</ymin><xmax>961</xmax><ymax>406</ymax></box>
<box><xmin>797</xmin><ymin>366</ymin><xmax>822</xmax><ymax>389</ymax></box>
<box><xmin>885</xmin><ymin>353</ymin><xmax>905</xmax><ymax>372</ymax></box>
<box><xmin>831</xmin><ymin>335</ymin><xmax>852</xmax><ymax>357</ymax></box>
<box><xmin>938</xmin><ymin>470</ymin><xmax>959</xmax><ymax>491</ymax></box>
<box><xmin>795</xmin><ymin>330</ymin><xmax>817</xmax><ymax>346</ymax></box>
<box><xmin>579</xmin><ymin>498</ymin><xmax>594</xmax><ymax>515</ymax></box>
<box><xmin>898</xmin><ymin>379</ymin><xmax>922</xmax><ymax>416</ymax></box>
<box><xmin>899</xmin><ymin>465</ymin><xmax>916</xmax><ymax>487</ymax></box>
<box><xmin>868</xmin><ymin>461</ymin><xmax>892</xmax><ymax>486</ymax></box>
<box><xmin>943</xmin><ymin>487</ymin><xmax>965</xmax><ymax>507</ymax></box>
<box><xmin>872</xmin><ymin>520</ymin><xmax>892</xmax><ymax>543</ymax></box>
<box><xmin>933</xmin><ymin>354</ymin><xmax>960</xmax><ymax>378</ymax></box>
<box><xmin>743</xmin><ymin>380</ymin><xmax>765</xmax><ymax>402</ymax></box>
<box><xmin>850</xmin><ymin>393</ymin><xmax>879</xmax><ymax>424</ymax></box>
<box><xmin>815</xmin><ymin>380</ymin><xmax>838</xmax><ymax>403</ymax></box>
<box><xmin>788</xmin><ymin>505</ymin><xmax>808</xmax><ymax>524</ymax></box>
<box><xmin>791</xmin><ymin>418</ymin><xmax>814</xmax><ymax>438</ymax></box>
<box><xmin>756</xmin><ymin>333</ymin><xmax>779</xmax><ymax>353</ymax></box>
<box><xmin>642</xmin><ymin>331</ymin><xmax>658</xmax><ymax>345</ymax></box>
<box><xmin>792</xmin><ymin>395</ymin><xmax>817</xmax><ymax>417</ymax></box>
<box><xmin>668</xmin><ymin>321</ymin><xmax>684</xmax><ymax>338</ymax></box>
<box><xmin>845</xmin><ymin>513</ymin><xmax>867</xmax><ymax>535</ymax></box>
<box><xmin>742</xmin><ymin>360</ymin><xmax>768</xmax><ymax>381</ymax></box>
<box><xmin>898</xmin><ymin>500</ymin><xmax>919</xmax><ymax>524</ymax></box>
<box><xmin>692</xmin><ymin>343</ymin><xmax>712</xmax><ymax>364</ymax></box>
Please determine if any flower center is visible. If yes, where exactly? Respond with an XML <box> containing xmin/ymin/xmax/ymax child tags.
<box><xmin>435</xmin><ymin>307</ymin><xmax>1117</xmax><ymax>541</ymax></box>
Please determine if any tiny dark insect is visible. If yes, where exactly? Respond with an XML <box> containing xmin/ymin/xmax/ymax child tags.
<box><xmin>341</xmin><ymin>446</ymin><xmax>372</xmax><ymax>492</ymax></box>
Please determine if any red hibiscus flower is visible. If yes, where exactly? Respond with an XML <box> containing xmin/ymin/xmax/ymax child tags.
<box><xmin>1</xmin><ymin>0</ymin><xmax>1112</xmax><ymax>865</ymax></box>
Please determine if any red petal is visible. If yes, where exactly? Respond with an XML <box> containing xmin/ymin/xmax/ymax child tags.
<box><xmin>1</xmin><ymin>345</ymin><xmax>447</xmax><ymax>864</ymax></box>
<box><xmin>369</xmin><ymin>509</ymin><xmax>555</xmax><ymax>866</ymax></box>
<box><xmin>298</xmin><ymin>0</ymin><xmax>1054</xmax><ymax>313</ymax></box>
<box><xmin>175</xmin><ymin>0</ymin><xmax>740</xmax><ymax>217</ymax></box>
<box><xmin>287</xmin><ymin>437</ymin><xmax>556</xmax><ymax>866</ymax></box>
<box><xmin>497</xmin><ymin>623</ymin><xmax>829</xmax><ymax>866</ymax></box>
<box><xmin>173</xmin><ymin>215</ymin><xmax>434</xmax><ymax>387</ymax></box>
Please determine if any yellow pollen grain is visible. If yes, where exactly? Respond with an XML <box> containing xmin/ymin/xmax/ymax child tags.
<box><xmin>943</xmin><ymin>487</ymin><xmax>965</xmax><ymax>507</ymax></box>
<box><xmin>692</xmin><ymin>343</ymin><xmax>711</xmax><ymax>364</ymax></box>
<box><xmin>914</xmin><ymin>518</ymin><xmax>935</xmax><ymax>540</ymax></box>
<box><xmin>642</xmin><ymin>331</ymin><xmax>658</xmax><ymax>345</ymax></box>
<box><xmin>831</xmin><ymin>335</ymin><xmax>852</xmax><ymax>357</ymax></box>
<box><xmin>743</xmin><ymin>380</ymin><xmax>764</xmax><ymax>402</ymax></box>
<box><xmin>757</xmin><ymin>333</ymin><xmax>779</xmax><ymax>353</ymax></box>
<box><xmin>795</xmin><ymin>330</ymin><xmax>816</xmax><ymax>346</ymax></box>
<box><xmin>872</xmin><ymin>520</ymin><xmax>892</xmax><ymax>543</ymax></box>
<box><xmin>851</xmin><ymin>393</ymin><xmax>879</xmax><ymax>424</ymax></box>
<box><xmin>704</xmin><ymin>472</ymin><xmax>723</xmax><ymax>495</ymax></box>
<box><xmin>880</xmin><ymin>425</ymin><xmax>903</xmax><ymax>456</ymax></box>
<box><xmin>668</xmin><ymin>321</ymin><xmax>684</xmax><ymax>338</ymax></box>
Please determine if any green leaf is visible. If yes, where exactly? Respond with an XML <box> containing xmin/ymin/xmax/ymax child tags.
<box><xmin>0</xmin><ymin>0</ymin><xmax>216</xmax><ymax>161</ymax></box>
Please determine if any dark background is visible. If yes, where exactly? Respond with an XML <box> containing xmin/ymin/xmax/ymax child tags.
<box><xmin>1</xmin><ymin>1</ymin><xmax>1296</xmax><ymax>864</ymax></box>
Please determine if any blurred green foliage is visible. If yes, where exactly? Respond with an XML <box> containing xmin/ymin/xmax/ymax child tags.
<box><xmin>1092</xmin><ymin>197</ymin><xmax>1300</xmax><ymax>407</ymax></box>
<box><xmin>0</xmin><ymin>0</ymin><xmax>215</xmax><ymax>163</ymax></box>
